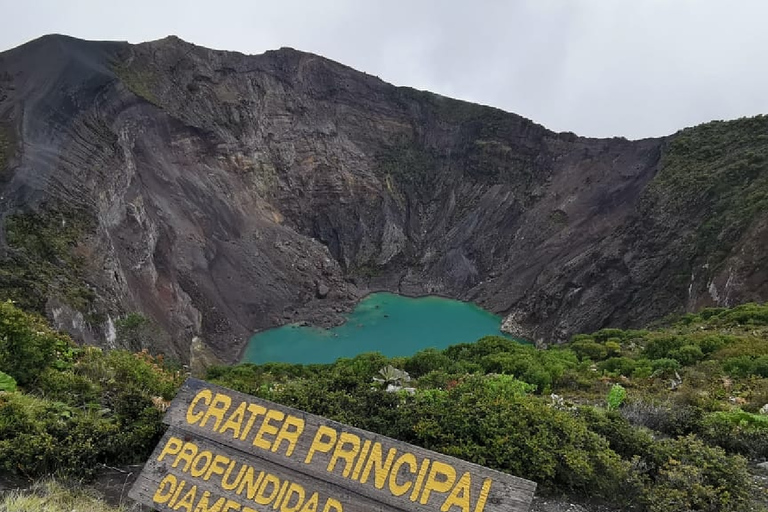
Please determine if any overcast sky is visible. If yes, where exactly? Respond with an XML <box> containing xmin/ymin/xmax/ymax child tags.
<box><xmin>1</xmin><ymin>0</ymin><xmax>766</xmax><ymax>139</ymax></box>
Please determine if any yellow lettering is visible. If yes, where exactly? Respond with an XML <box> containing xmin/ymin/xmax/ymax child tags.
<box><xmin>327</xmin><ymin>432</ymin><xmax>361</xmax><ymax>477</ymax></box>
<box><xmin>204</xmin><ymin>454</ymin><xmax>230</xmax><ymax>481</ymax></box>
<box><xmin>272</xmin><ymin>415</ymin><xmax>305</xmax><ymax>457</ymax></box>
<box><xmin>389</xmin><ymin>452</ymin><xmax>417</xmax><ymax>496</ymax></box>
<box><xmin>173</xmin><ymin>484</ymin><xmax>197</xmax><ymax>512</ymax></box>
<box><xmin>255</xmin><ymin>473</ymin><xmax>281</xmax><ymax>505</ymax></box>
<box><xmin>199</xmin><ymin>393</ymin><xmax>232</xmax><ymax>431</ymax></box>
<box><xmin>158</xmin><ymin>436</ymin><xmax>184</xmax><ymax>462</ymax></box>
<box><xmin>299</xmin><ymin>493</ymin><xmax>318</xmax><ymax>512</ymax></box>
<box><xmin>304</xmin><ymin>426</ymin><xmax>338</xmax><ymax>464</ymax></box>
<box><xmin>253</xmin><ymin>409</ymin><xmax>285</xmax><ymax>451</ymax></box>
<box><xmin>222</xmin><ymin>461</ymin><xmax>246</xmax><ymax>490</ymax></box>
<box><xmin>153</xmin><ymin>474</ymin><xmax>177</xmax><ymax>504</ymax></box>
<box><xmin>174</xmin><ymin>442</ymin><xmax>199</xmax><ymax>472</ymax></box>
<box><xmin>321</xmin><ymin>498</ymin><xmax>342</xmax><ymax>512</ymax></box>
<box><xmin>280</xmin><ymin>482</ymin><xmax>306</xmax><ymax>512</ymax></box>
<box><xmin>420</xmin><ymin>461</ymin><xmax>457</xmax><ymax>505</ymax></box>
<box><xmin>240</xmin><ymin>404</ymin><xmax>267</xmax><ymax>441</ymax></box>
<box><xmin>473</xmin><ymin>478</ymin><xmax>493</xmax><ymax>512</ymax></box>
<box><xmin>272</xmin><ymin>480</ymin><xmax>290</xmax><ymax>510</ymax></box>
<box><xmin>236</xmin><ymin>467</ymin><xmax>265</xmax><ymax>500</ymax></box>
<box><xmin>187</xmin><ymin>389</ymin><xmax>212</xmax><ymax>425</ymax></box>
<box><xmin>441</xmin><ymin>472</ymin><xmax>472</xmax><ymax>512</ymax></box>
<box><xmin>351</xmin><ymin>440</ymin><xmax>371</xmax><ymax>481</ymax></box>
<box><xmin>360</xmin><ymin>443</ymin><xmax>397</xmax><ymax>489</ymax></box>
<box><xmin>222</xmin><ymin>500</ymin><xmax>242</xmax><ymax>512</ymax></box>
<box><xmin>410</xmin><ymin>458</ymin><xmax>431</xmax><ymax>501</ymax></box>
<box><xmin>219</xmin><ymin>402</ymin><xmax>247</xmax><ymax>438</ymax></box>
<box><xmin>193</xmin><ymin>492</ymin><xmax>225</xmax><ymax>512</ymax></box>
<box><xmin>190</xmin><ymin>450</ymin><xmax>214</xmax><ymax>478</ymax></box>
<box><xmin>168</xmin><ymin>480</ymin><xmax>187</xmax><ymax>508</ymax></box>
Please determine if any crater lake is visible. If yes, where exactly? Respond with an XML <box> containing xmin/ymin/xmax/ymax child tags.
<box><xmin>242</xmin><ymin>292</ymin><xmax>518</xmax><ymax>364</ymax></box>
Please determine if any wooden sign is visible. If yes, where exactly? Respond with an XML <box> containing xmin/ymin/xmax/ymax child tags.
<box><xmin>129</xmin><ymin>377</ymin><xmax>536</xmax><ymax>512</ymax></box>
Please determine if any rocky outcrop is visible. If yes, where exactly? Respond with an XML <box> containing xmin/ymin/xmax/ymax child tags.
<box><xmin>0</xmin><ymin>35</ymin><xmax>765</xmax><ymax>362</ymax></box>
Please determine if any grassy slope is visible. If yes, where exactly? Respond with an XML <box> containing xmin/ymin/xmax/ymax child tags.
<box><xmin>636</xmin><ymin>115</ymin><xmax>768</xmax><ymax>300</ymax></box>
<box><xmin>650</xmin><ymin>115</ymin><xmax>768</xmax><ymax>251</ymax></box>
<box><xmin>0</xmin><ymin>480</ymin><xmax>125</xmax><ymax>512</ymax></box>
<box><xmin>1</xmin><ymin>300</ymin><xmax>768</xmax><ymax>511</ymax></box>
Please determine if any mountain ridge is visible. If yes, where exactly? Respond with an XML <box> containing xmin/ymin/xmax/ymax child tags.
<box><xmin>0</xmin><ymin>35</ymin><xmax>765</xmax><ymax>363</ymax></box>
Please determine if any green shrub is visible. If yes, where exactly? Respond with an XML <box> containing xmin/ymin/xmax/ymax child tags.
<box><xmin>643</xmin><ymin>335</ymin><xmax>687</xmax><ymax>361</ymax></box>
<box><xmin>414</xmin><ymin>369</ymin><xmax>453</xmax><ymax>389</ymax></box>
<box><xmin>114</xmin><ymin>313</ymin><xmax>152</xmax><ymax>351</ymax></box>
<box><xmin>591</xmin><ymin>328</ymin><xmax>634</xmax><ymax>343</ymax></box>
<box><xmin>607</xmin><ymin>384</ymin><xmax>627</xmax><ymax>411</ymax></box>
<box><xmin>641</xmin><ymin>435</ymin><xmax>754</xmax><ymax>512</ymax></box>
<box><xmin>699</xmin><ymin>409</ymin><xmax>768</xmax><ymax>458</ymax></box>
<box><xmin>579</xmin><ymin>408</ymin><xmax>656</xmax><ymax>462</ymax></box>
<box><xmin>443</xmin><ymin>335</ymin><xmax>522</xmax><ymax>359</ymax></box>
<box><xmin>689</xmin><ymin>302</ymin><xmax>768</xmax><ymax>327</ymax></box>
<box><xmin>599</xmin><ymin>357</ymin><xmax>637</xmax><ymax>377</ymax></box>
<box><xmin>0</xmin><ymin>323</ymin><xmax>183</xmax><ymax>480</ymax></box>
<box><xmin>722</xmin><ymin>354</ymin><xmax>768</xmax><ymax>378</ymax></box>
<box><xmin>35</xmin><ymin>368</ymin><xmax>99</xmax><ymax>406</ymax></box>
<box><xmin>582</xmin><ymin>408</ymin><xmax>755</xmax><ymax>511</ymax></box>
<box><xmin>0</xmin><ymin>393</ymin><xmax>116</xmax><ymax>477</ymax></box>
<box><xmin>404</xmin><ymin>378</ymin><xmax>633</xmax><ymax>498</ymax></box>
<box><xmin>570</xmin><ymin>339</ymin><xmax>608</xmax><ymax>361</ymax></box>
<box><xmin>694</xmin><ymin>334</ymin><xmax>733</xmax><ymax>354</ymax></box>
<box><xmin>0</xmin><ymin>301</ymin><xmax>72</xmax><ymax>386</ymax></box>
<box><xmin>0</xmin><ymin>371</ymin><xmax>16</xmax><ymax>392</ymax></box>
<box><xmin>650</xmin><ymin>358</ymin><xmax>680</xmax><ymax>377</ymax></box>
<box><xmin>713</xmin><ymin>337</ymin><xmax>768</xmax><ymax>360</ymax></box>
<box><xmin>472</xmin><ymin>338</ymin><xmax>577</xmax><ymax>393</ymax></box>
<box><xmin>631</xmin><ymin>362</ymin><xmax>654</xmax><ymax>379</ymax></box>
<box><xmin>668</xmin><ymin>344</ymin><xmax>704</xmax><ymax>366</ymax></box>
<box><xmin>620</xmin><ymin>400</ymin><xmax>703</xmax><ymax>438</ymax></box>
<box><xmin>403</xmin><ymin>348</ymin><xmax>455</xmax><ymax>376</ymax></box>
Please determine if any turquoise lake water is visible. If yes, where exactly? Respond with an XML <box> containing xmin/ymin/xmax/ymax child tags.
<box><xmin>242</xmin><ymin>292</ymin><xmax>514</xmax><ymax>364</ymax></box>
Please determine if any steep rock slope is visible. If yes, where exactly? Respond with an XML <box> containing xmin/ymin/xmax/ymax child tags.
<box><xmin>0</xmin><ymin>35</ymin><xmax>765</xmax><ymax>362</ymax></box>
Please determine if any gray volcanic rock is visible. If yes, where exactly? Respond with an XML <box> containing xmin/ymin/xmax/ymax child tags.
<box><xmin>0</xmin><ymin>34</ymin><xmax>765</xmax><ymax>362</ymax></box>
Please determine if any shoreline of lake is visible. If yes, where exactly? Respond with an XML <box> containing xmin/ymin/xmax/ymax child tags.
<box><xmin>241</xmin><ymin>292</ymin><xmax>520</xmax><ymax>365</ymax></box>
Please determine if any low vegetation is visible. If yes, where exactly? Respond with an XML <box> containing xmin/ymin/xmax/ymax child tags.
<box><xmin>1</xmin><ymin>300</ymin><xmax>767</xmax><ymax>511</ymax></box>
<box><xmin>646</xmin><ymin>115</ymin><xmax>768</xmax><ymax>264</ymax></box>
<box><xmin>0</xmin><ymin>206</ymin><xmax>97</xmax><ymax>315</ymax></box>
<box><xmin>0</xmin><ymin>301</ymin><xmax>182</xmax><ymax>478</ymax></box>
<box><xmin>0</xmin><ymin>479</ymin><xmax>125</xmax><ymax>512</ymax></box>
<box><xmin>375</xmin><ymin>134</ymin><xmax>437</xmax><ymax>190</ymax></box>
<box><xmin>112</xmin><ymin>60</ymin><xmax>160</xmax><ymax>105</ymax></box>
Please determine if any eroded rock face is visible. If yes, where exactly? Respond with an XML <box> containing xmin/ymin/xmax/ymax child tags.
<box><xmin>0</xmin><ymin>35</ymin><xmax>765</xmax><ymax>361</ymax></box>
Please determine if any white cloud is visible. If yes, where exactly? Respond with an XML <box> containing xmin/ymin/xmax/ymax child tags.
<box><xmin>1</xmin><ymin>0</ymin><xmax>766</xmax><ymax>138</ymax></box>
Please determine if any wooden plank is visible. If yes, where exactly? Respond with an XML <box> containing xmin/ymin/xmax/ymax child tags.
<box><xmin>155</xmin><ymin>377</ymin><xmax>536</xmax><ymax>512</ymax></box>
<box><xmin>129</xmin><ymin>427</ymin><xmax>400</xmax><ymax>512</ymax></box>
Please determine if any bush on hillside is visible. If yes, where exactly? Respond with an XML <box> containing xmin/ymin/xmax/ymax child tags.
<box><xmin>641</xmin><ymin>435</ymin><xmax>754</xmax><ymax>512</ymax></box>
<box><xmin>698</xmin><ymin>409</ymin><xmax>768</xmax><ymax>459</ymax></box>
<box><xmin>0</xmin><ymin>371</ymin><xmax>17</xmax><ymax>392</ymax></box>
<box><xmin>0</xmin><ymin>301</ymin><xmax>183</xmax><ymax>479</ymax></box>
<box><xmin>0</xmin><ymin>300</ymin><xmax>73</xmax><ymax>386</ymax></box>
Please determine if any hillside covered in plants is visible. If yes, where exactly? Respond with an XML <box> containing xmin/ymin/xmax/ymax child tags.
<box><xmin>2</xmin><ymin>300</ymin><xmax>768</xmax><ymax>511</ymax></box>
